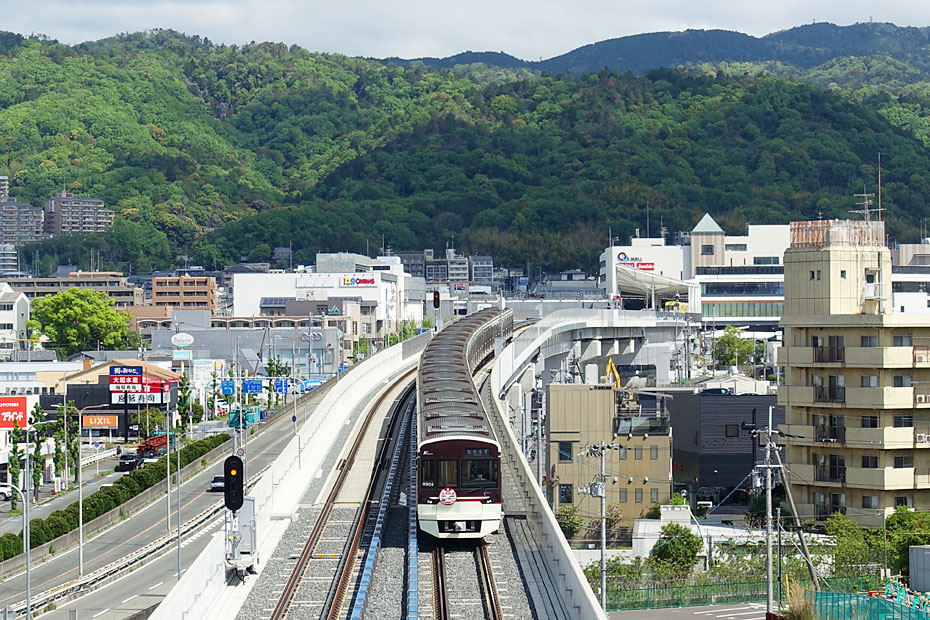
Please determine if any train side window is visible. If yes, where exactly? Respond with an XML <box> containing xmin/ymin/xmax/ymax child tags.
<box><xmin>462</xmin><ymin>459</ymin><xmax>497</xmax><ymax>487</ymax></box>
<box><xmin>420</xmin><ymin>459</ymin><xmax>437</xmax><ymax>488</ymax></box>
<box><xmin>439</xmin><ymin>460</ymin><xmax>458</xmax><ymax>486</ymax></box>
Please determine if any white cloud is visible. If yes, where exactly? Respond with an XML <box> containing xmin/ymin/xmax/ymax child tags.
<box><xmin>2</xmin><ymin>0</ymin><xmax>928</xmax><ymax>59</ymax></box>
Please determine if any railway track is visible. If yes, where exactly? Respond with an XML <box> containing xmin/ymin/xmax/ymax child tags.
<box><xmin>428</xmin><ymin>541</ymin><xmax>504</xmax><ymax>620</ymax></box>
<box><xmin>268</xmin><ymin>372</ymin><xmax>416</xmax><ymax>620</ymax></box>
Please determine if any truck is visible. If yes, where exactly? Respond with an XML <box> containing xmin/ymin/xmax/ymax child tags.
<box><xmin>136</xmin><ymin>433</ymin><xmax>176</xmax><ymax>458</ymax></box>
<box><xmin>228</xmin><ymin>406</ymin><xmax>260</xmax><ymax>430</ymax></box>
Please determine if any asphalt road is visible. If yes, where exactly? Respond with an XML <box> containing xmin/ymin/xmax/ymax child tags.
<box><xmin>610</xmin><ymin>602</ymin><xmax>769</xmax><ymax>620</ymax></box>
<box><xmin>0</xmin><ymin>394</ymin><xmax>323</xmax><ymax>619</ymax></box>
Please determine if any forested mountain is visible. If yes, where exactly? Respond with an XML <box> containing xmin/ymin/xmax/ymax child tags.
<box><xmin>397</xmin><ymin>22</ymin><xmax>930</xmax><ymax>76</ymax></box>
<box><xmin>7</xmin><ymin>26</ymin><xmax>930</xmax><ymax>275</ymax></box>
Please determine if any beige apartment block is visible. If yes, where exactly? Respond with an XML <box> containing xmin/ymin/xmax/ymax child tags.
<box><xmin>547</xmin><ymin>383</ymin><xmax>672</xmax><ymax>527</ymax></box>
<box><xmin>152</xmin><ymin>275</ymin><xmax>218</xmax><ymax>312</ymax></box>
<box><xmin>777</xmin><ymin>219</ymin><xmax>930</xmax><ymax>526</ymax></box>
<box><xmin>7</xmin><ymin>272</ymin><xmax>142</xmax><ymax>307</ymax></box>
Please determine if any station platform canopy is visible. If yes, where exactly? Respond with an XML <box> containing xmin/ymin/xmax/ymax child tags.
<box><xmin>615</xmin><ymin>265</ymin><xmax>695</xmax><ymax>306</ymax></box>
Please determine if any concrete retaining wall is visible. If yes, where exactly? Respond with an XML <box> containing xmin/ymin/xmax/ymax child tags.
<box><xmin>153</xmin><ymin>334</ymin><xmax>429</xmax><ymax>620</ymax></box>
<box><xmin>0</xmin><ymin>439</ymin><xmax>231</xmax><ymax>578</ymax></box>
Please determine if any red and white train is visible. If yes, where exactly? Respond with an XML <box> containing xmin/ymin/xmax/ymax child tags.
<box><xmin>416</xmin><ymin>307</ymin><xmax>513</xmax><ymax>538</ymax></box>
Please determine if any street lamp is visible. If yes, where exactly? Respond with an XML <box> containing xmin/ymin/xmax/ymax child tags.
<box><xmin>78</xmin><ymin>403</ymin><xmax>108</xmax><ymax>577</ymax></box>
<box><xmin>10</xmin><ymin>481</ymin><xmax>30</xmax><ymax>618</ymax></box>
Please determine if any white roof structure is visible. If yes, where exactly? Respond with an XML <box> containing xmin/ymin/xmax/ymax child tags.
<box><xmin>615</xmin><ymin>265</ymin><xmax>695</xmax><ymax>300</ymax></box>
<box><xmin>692</xmin><ymin>213</ymin><xmax>725</xmax><ymax>234</ymax></box>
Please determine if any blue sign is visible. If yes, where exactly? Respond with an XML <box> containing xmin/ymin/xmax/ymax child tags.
<box><xmin>274</xmin><ymin>379</ymin><xmax>288</xmax><ymax>394</ymax></box>
<box><xmin>302</xmin><ymin>379</ymin><xmax>321</xmax><ymax>391</ymax></box>
<box><xmin>110</xmin><ymin>366</ymin><xmax>142</xmax><ymax>377</ymax></box>
<box><xmin>220</xmin><ymin>380</ymin><xmax>235</xmax><ymax>395</ymax></box>
<box><xmin>242</xmin><ymin>379</ymin><xmax>263</xmax><ymax>394</ymax></box>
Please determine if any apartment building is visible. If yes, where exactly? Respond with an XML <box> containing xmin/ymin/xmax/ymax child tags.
<box><xmin>0</xmin><ymin>283</ymin><xmax>29</xmax><ymax>360</ymax></box>
<box><xmin>44</xmin><ymin>190</ymin><xmax>114</xmax><ymax>235</ymax></box>
<box><xmin>7</xmin><ymin>272</ymin><xmax>143</xmax><ymax>307</ymax></box>
<box><xmin>152</xmin><ymin>275</ymin><xmax>217</xmax><ymax>312</ymax></box>
<box><xmin>0</xmin><ymin>201</ymin><xmax>46</xmax><ymax>246</ymax></box>
<box><xmin>547</xmin><ymin>383</ymin><xmax>672</xmax><ymax>525</ymax></box>
<box><xmin>0</xmin><ymin>244</ymin><xmax>17</xmax><ymax>274</ymax></box>
<box><xmin>777</xmin><ymin>219</ymin><xmax>929</xmax><ymax>526</ymax></box>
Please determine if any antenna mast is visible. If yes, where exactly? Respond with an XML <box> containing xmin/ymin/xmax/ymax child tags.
<box><xmin>851</xmin><ymin>190</ymin><xmax>882</xmax><ymax>222</ymax></box>
<box><xmin>877</xmin><ymin>153</ymin><xmax>883</xmax><ymax>221</ymax></box>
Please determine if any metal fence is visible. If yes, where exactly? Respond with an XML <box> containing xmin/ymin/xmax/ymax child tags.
<box><xmin>815</xmin><ymin>592</ymin><xmax>930</xmax><ymax>620</ymax></box>
<box><xmin>607</xmin><ymin>576</ymin><xmax>881</xmax><ymax>611</ymax></box>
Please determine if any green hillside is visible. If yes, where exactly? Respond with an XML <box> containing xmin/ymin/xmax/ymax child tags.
<box><xmin>6</xmin><ymin>28</ymin><xmax>930</xmax><ymax>274</ymax></box>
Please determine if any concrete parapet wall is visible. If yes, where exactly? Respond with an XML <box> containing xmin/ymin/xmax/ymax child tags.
<box><xmin>153</xmin><ymin>335</ymin><xmax>428</xmax><ymax>620</ymax></box>
<box><xmin>490</xmin><ymin>330</ymin><xmax>607</xmax><ymax>620</ymax></box>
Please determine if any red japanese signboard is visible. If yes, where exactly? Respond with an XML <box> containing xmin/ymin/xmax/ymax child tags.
<box><xmin>0</xmin><ymin>397</ymin><xmax>28</xmax><ymax>430</ymax></box>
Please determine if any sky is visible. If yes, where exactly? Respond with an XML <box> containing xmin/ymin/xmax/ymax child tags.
<box><xmin>5</xmin><ymin>0</ymin><xmax>930</xmax><ymax>60</ymax></box>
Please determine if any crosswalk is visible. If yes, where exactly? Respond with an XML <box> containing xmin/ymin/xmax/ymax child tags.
<box><xmin>692</xmin><ymin>603</ymin><xmax>767</xmax><ymax>620</ymax></box>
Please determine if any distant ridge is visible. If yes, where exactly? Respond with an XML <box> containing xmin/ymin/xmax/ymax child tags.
<box><xmin>388</xmin><ymin>22</ymin><xmax>930</xmax><ymax>75</ymax></box>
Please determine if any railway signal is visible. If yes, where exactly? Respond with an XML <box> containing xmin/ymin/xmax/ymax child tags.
<box><xmin>433</xmin><ymin>290</ymin><xmax>440</xmax><ymax>308</ymax></box>
<box><xmin>224</xmin><ymin>455</ymin><xmax>244</xmax><ymax>511</ymax></box>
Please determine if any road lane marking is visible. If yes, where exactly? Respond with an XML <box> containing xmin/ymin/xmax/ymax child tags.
<box><xmin>148</xmin><ymin>581</ymin><xmax>164</xmax><ymax>590</ymax></box>
<box><xmin>91</xmin><ymin>609</ymin><xmax>110</xmax><ymax>618</ymax></box>
<box><xmin>121</xmin><ymin>595</ymin><xmax>138</xmax><ymax>603</ymax></box>
<box><xmin>0</xmin><ymin>409</ymin><xmax>302</xmax><ymax>604</ymax></box>
<box><xmin>695</xmin><ymin>609</ymin><xmax>751</xmax><ymax>615</ymax></box>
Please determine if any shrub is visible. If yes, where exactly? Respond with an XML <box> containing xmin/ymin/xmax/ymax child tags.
<box><xmin>0</xmin><ymin>533</ymin><xmax>21</xmax><ymax>560</ymax></box>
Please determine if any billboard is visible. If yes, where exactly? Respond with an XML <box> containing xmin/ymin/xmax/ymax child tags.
<box><xmin>112</xmin><ymin>392</ymin><xmax>163</xmax><ymax>405</ymax></box>
<box><xmin>83</xmin><ymin>414</ymin><xmax>119</xmax><ymax>429</ymax></box>
<box><xmin>0</xmin><ymin>397</ymin><xmax>27</xmax><ymax>430</ymax></box>
<box><xmin>341</xmin><ymin>276</ymin><xmax>377</xmax><ymax>287</ymax></box>
<box><xmin>192</xmin><ymin>359</ymin><xmax>225</xmax><ymax>384</ymax></box>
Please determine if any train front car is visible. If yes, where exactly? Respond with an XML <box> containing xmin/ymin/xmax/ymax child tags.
<box><xmin>416</xmin><ymin>308</ymin><xmax>507</xmax><ymax>539</ymax></box>
<box><xmin>417</xmin><ymin>435</ymin><xmax>502</xmax><ymax>537</ymax></box>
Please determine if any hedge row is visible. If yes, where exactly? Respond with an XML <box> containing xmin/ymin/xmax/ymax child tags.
<box><xmin>0</xmin><ymin>434</ymin><xmax>230</xmax><ymax>559</ymax></box>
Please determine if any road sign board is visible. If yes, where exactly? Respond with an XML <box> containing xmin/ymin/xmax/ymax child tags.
<box><xmin>236</xmin><ymin>448</ymin><xmax>245</xmax><ymax>457</ymax></box>
<box><xmin>172</xmin><ymin>349</ymin><xmax>192</xmax><ymax>361</ymax></box>
<box><xmin>242</xmin><ymin>379</ymin><xmax>263</xmax><ymax>394</ymax></box>
<box><xmin>220</xmin><ymin>380</ymin><xmax>235</xmax><ymax>395</ymax></box>
<box><xmin>292</xmin><ymin>415</ymin><xmax>297</xmax><ymax>423</ymax></box>
<box><xmin>171</xmin><ymin>332</ymin><xmax>194</xmax><ymax>347</ymax></box>
<box><xmin>93</xmin><ymin>442</ymin><xmax>100</xmax><ymax>448</ymax></box>
<box><xmin>274</xmin><ymin>379</ymin><xmax>288</xmax><ymax>394</ymax></box>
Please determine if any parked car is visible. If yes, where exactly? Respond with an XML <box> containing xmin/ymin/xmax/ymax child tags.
<box><xmin>0</xmin><ymin>484</ymin><xmax>13</xmax><ymax>501</ymax></box>
<box><xmin>209</xmin><ymin>475</ymin><xmax>225</xmax><ymax>492</ymax></box>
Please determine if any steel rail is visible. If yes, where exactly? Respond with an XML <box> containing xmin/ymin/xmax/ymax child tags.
<box><xmin>432</xmin><ymin>544</ymin><xmax>450</xmax><ymax>620</ymax></box>
<box><xmin>477</xmin><ymin>542</ymin><xmax>505</xmax><ymax>620</ymax></box>
<box><xmin>327</xmin><ymin>382</ymin><xmax>414</xmax><ymax>620</ymax></box>
<box><xmin>269</xmin><ymin>369</ymin><xmax>416</xmax><ymax>620</ymax></box>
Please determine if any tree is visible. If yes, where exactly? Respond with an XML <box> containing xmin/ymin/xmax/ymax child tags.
<box><xmin>886</xmin><ymin>507</ymin><xmax>930</xmax><ymax>574</ymax></box>
<box><xmin>555</xmin><ymin>504</ymin><xmax>585</xmax><ymax>539</ymax></box>
<box><xmin>825</xmin><ymin>512</ymin><xmax>875</xmax><ymax>577</ymax></box>
<box><xmin>177</xmin><ymin>371</ymin><xmax>192</xmax><ymax>431</ymax></box>
<box><xmin>8</xmin><ymin>422</ymin><xmax>22</xmax><ymax>511</ymax></box>
<box><xmin>713</xmin><ymin>325</ymin><xmax>754</xmax><ymax>368</ymax></box>
<box><xmin>650</xmin><ymin>523</ymin><xmax>703</xmax><ymax>576</ymax></box>
<box><xmin>29</xmin><ymin>403</ymin><xmax>45</xmax><ymax>502</ymax></box>
<box><xmin>28</xmin><ymin>289</ymin><xmax>141</xmax><ymax>357</ymax></box>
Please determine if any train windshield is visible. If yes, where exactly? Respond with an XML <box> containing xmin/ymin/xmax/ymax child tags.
<box><xmin>461</xmin><ymin>459</ymin><xmax>498</xmax><ymax>488</ymax></box>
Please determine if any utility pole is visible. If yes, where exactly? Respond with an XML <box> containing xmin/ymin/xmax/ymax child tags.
<box><xmin>599</xmin><ymin>442</ymin><xmax>607</xmax><ymax>612</ymax></box>
<box><xmin>765</xmin><ymin>406</ymin><xmax>774</xmax><ymax>616</ymax></box>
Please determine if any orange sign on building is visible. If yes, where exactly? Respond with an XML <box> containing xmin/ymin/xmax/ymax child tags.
<box><xmin>83</xmin><ymin>414</ymin><xmax>119</xmax><ymax>429</ymax></box>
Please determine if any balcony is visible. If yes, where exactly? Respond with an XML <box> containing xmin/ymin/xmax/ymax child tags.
<box><xmin>814</xmin><ymin>386</ymin><xmax>845</xmax><ymax>403</ymax></box>
<box><xmin>814</xmin><ymin>465</ymin><xmax>846</xmax><ymax>484</ymax></box>
<box><xmin>779</xmin><ymin>424</ymin><xmax>815</xmax><ymax>446</ymax></box>
<box><xmin>813</xmin><ymin>346</ymin><xmax>845</xmax><ymax>363</ymax></box>
<box><xmin>916</xmin><ymin>386</ymin><xmax>930</xmax><ymax>406</ymax></box>
<box><xmin>865</xmin><ymin>283</ymin><xmax>885</xmax><ymax>299</ymax></box>
<box><xmin>846</xmin><ymin>466</ymin><xmax>915</xmax><ymax>490</ymax></box>
<box><xmin>846</xmin><ymin>426</ymin><xmax>916</xmax><ymax>449</ymax></box>
<box><xmin>916</xmin><ymin>468</ymin><xmax>930</xmax><ymax>488</ymax></box>
<box><xmin>815</xmin><ymin>425</ymin><xmax>846</xmax><ymax>444</ymax></box>
<box><xmin>779</xmin><ymin>346</ymin><xmax>917</xmax><ymax>368</ymax></box>
<box><xmin>815</xmin><ymin>505</ymin><xmax>847</xmax><ymax>520</ymax></box>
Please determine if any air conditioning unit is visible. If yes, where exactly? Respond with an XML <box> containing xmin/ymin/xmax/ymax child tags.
<box><xmin>918</xmin><ymin>394</ymin><xmax>927</xmax><ymax>404</ymax></box>
<box><xmin>918</xmin><ymin>433</ymin><xmax>930</xmax><ymax>444</ymax></box>
<box><xmin>917</xmin><ymin>354</ymin><xmax>928</xmax><ymax>363</ymax></box>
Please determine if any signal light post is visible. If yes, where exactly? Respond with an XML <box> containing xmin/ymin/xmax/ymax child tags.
<box><xmin>224</xmin><ymin>455</ymin><xmax>245</xmax><ymax>562</ymax></box>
